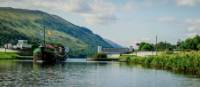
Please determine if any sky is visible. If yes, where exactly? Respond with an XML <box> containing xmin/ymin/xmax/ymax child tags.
<box><xmin>0</xmin><ymin>0</ymin><xmax>200</xmax><ymax>47</ymax></box>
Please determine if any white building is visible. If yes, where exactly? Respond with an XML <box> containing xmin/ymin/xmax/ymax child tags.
<box><xmin>97</xmin><ymin>46</ymin><xmax>131</xmax><ymax>54</ymax></box>
<box><xmin>14</xmin><ymin>40</ymin><xmax>32</xmax><ymax>49</ymax></box>
<box><xmin>4</xmin><ymin>43</ymin><xmax>13</xmax><ymax>49</ymax></box>
<box><xmin>97</xmin><ymin>46</ymin><xmax>102</xmax><ymax>53</ymax></box>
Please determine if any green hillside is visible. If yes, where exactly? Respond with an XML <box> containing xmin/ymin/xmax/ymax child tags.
<box><xmin>0</xmin><ymin>7</ymin><xmax>113</xmax><ymax>57</ymax></box>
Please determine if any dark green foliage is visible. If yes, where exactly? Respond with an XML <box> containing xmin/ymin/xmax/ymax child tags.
<box><xmin>157</xmin><ymin>42</ymin><xmax>175</xmax><ymax>51</ymax></box>
<box><xmin>178</xmin><ymin>35</ymin><xmax>200</xmax><ymax>50</ymax></box>
<box><xmin>94</xmin><ymin>53</ymin><xmax>107</xmax><ymax>59</ymax></box>
<box><xmin>197</xmin><ymin>44</ymin><xmax>200</xmax><ymax>50</ymax></box>
<box><xmin>0</xmin><ymin>26</ymin><xmax>29</xmax><ymax>46</ymax></box>
<box><xmin>137</xmin><ymin>42</ymin><xmax>154</xmax><ymax>51</ymax></box>
<box><xmin>136</xmin><ymin>35</ymin><xmax>200</xmax><ymax>51</ymax></box>
<box><xmin>137</xmin><ymin>41</ymin><xmax>175</xmax><ymax>51</ymax></box>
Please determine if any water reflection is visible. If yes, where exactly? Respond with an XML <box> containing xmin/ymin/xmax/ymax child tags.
<box><xmin>0</xmin><ymin>60</ymin><xmax>200</xmax><ymax>87</ymax></box>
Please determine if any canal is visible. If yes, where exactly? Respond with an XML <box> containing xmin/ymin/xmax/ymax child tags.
<box><xmin>0</xmin><ymin>59</ymin><xmax>200</xmax><ymax>87</ymax></box>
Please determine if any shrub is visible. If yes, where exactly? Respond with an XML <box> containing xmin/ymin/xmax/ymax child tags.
<box><xmin>94</xmin><ymin>53</ymin><xmax>107</xmax><ymax>59</ymax></box>
<box><xmin>165</xmin><ymin>50</ymin><xmax>174</xmax><ymax>54</ymax></box>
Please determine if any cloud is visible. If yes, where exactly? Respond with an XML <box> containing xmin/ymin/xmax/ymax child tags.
<box><xmin>187</xmin><ymin>32</ymin><xmax>199</xmax><ymax>37</ymax></box>
<box><xmin>0</xmin><ymin>0</ymin><xmax>12</xmax><ymax>2</ymax></box>
<box><xmin>185</xmin><ymin>18</ymin><xmax>200</xmax><ymax>36</ymax></box>
<box><xmin>141</xmin><ymin>37</ymin><xmax>152</xmax><ymax>42</ymax></box>
<box><xmin>133</xmin><ymin>0</ymin><xmax>200</xmax><ymax>7</ymax></box>
<box><xmin>66</xmin><ymin>0</ymin><xmax>118</xmax><ymax>25</ymax></box>
<box><xmin>176</xmin><ymin>0</ymin><xmax>200</xmax><ymax>6</ymax></box>
<box><xmin>121</xmin><ymin>1</ymin><xmax>138</xmax><ymax>12</ymax></box>
<box><xmin>186</xmin><ymin>19</ymin><xmax>200</xmax><ymax>32</ymax></box>
<box><xmin>63</xmin><ymin>0</ymin><xmax>136</xmax><ymax>25</ymax></box>
<box><xmin>64</xmin><ymin>0</ymin><xmax>92</xmax><ymax>13</ymax></box>
<box><xmin>0</xmin><ymin>0</ymin><xmax>136</xmax><ymax>25</ymax></box>
<box><xmin>84</xmin><ymin>14</ymin><xmax>117</xmax><ymax>25</ymax></box>
<box><xmin>158</xmin><ymin>16</ymin><xmax>176</xmax><ymax>23</ymax></box>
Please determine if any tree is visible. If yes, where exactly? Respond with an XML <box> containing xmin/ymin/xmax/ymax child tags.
<box><xmin>197</xmin><ymin>44</ymin><xmax>200</xmax><ymax>50</ymax></box>
<box><xmin>178</xmin><ymin>35</ymin><xmax>200</xmax><ymax>50</ymax></box>
<box><xmin>137</xmin><ymin>42</ymin><xmax>154</xmax><ymax>51</ymax></box>
<box><xmin>157</xmin><ymin>41</ymin><xmax>175</xmax><ymax>51</ymax></box>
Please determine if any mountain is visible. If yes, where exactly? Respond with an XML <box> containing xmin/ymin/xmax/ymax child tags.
<box><xmin>0</xmin><ymin>7</ymin><xmax>113</xmax><ymax>57</ymax></box>
<box><xmin>104</xmin><ymin>39</ymin><xmax>123</xmax><ymax>48</ymax></box>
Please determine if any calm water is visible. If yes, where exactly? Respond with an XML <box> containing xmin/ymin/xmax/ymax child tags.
<box><xmin>0</xmin><ymin>59</ymin><xmax>200</xmax><ymax>87</ymax></box>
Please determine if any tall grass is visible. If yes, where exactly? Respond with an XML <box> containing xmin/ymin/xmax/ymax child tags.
<box><xmin>122</xmin><ymin>51</ymin><xmax>200</xmax><ymax>75</ymax></box>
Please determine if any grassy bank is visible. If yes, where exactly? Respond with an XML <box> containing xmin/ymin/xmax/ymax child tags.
<box><xmin>120</xmin><ymin>51</ymin><xmax>200</xmax><ymax>75</ymax></box>
<box><xmin>0</xmin><ymin>52</ymin><xmax>19</xmax><ymax>59</ymax></box>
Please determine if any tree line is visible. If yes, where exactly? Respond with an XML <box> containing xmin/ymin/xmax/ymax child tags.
<box><xmin>137</xmin><ymin>35</ymin><xmax>200</xmax><ymax>51</ymax></box>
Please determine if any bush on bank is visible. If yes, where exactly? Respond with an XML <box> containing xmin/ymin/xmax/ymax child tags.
<box><xmin>94</xmin><ymin>53</ymin><xmax>107</xmax><ymax>59</ymax></box>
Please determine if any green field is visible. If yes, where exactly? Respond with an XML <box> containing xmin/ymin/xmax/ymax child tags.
<box><xmin>0</xmin><ymin>52</ymin><xmax>19</xmax><ymax>59</ymax></box>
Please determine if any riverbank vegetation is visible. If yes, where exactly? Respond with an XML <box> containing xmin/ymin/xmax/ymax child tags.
<box><xmin>94</xmin><ymin>53</ymin><xmax>107</xmax><ymax>59</ymax></box>
<box><xmin>90</xmin><ymin>53</ymin><xmax>108</xmax><ymax>61</ymax></box>
<box><xmin>0</xmin><ymin>52</ymin><xmax>19</xmax><ymax>59</ymax></box>
<box><xmin>120</xmin><ymin>51</ymin><xmax>200</xmax><ymax>75</ymax></box>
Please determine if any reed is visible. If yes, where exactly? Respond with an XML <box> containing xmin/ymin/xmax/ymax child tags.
<box><xmin>121</xmin><ymin>51</ymin><xmax>200</xmax><ymax>75</ymax></box>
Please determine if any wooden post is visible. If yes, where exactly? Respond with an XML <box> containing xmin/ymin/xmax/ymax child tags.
<box><xmin>5</xmin><ymin>46</ymin><xmax>6</xmax><ymax>53</ymax></box>
<box><xmin>156</xmin><ymin>35</ymin><xmax>158</xmax><ymax>55</ymax></box>
<box><xmin>4</xmin><ymin>43</ymin><xmax>7</xmax><ymax>53</ymax></box>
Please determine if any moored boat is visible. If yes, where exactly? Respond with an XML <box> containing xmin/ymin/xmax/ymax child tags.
<box><xmin>33</xmin><ymin>26</ymin><xmax>69</xmax><ymax>63</ymax></box>
<box><xmin>33</xmin><ymin>44</ymin><xmax>68</xmax><ymax>62</ymax></box>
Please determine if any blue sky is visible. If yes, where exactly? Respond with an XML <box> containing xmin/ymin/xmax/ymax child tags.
<box><xmin>1</xmin><ymin>0</ymin><xmax>200</xmax><ymax>47</ymax></box>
